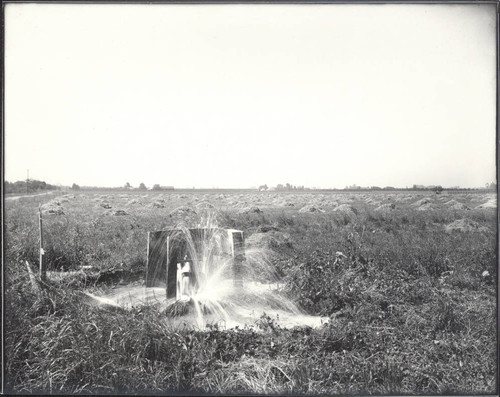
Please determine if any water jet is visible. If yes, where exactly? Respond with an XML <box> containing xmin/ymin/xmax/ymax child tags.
<box><xmin>90</xmin><ymin>221</ymin><xmax>325</xmax><ymax>329</ymax></box>
<box><xmin>145</xmin><ymin>227</ymin><xmax>245</xmax><ymax>301</ymax></box>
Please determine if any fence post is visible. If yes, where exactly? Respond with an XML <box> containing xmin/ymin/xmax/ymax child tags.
<box><xmin>39</xmin><ymin>206</ymin><xmax>46</xmax><ymax>282</ymax></box>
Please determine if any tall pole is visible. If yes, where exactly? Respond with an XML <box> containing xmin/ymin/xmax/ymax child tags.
<box><xmin>39</xmin><ymin>207</ymin><xmax>46</xmax><ymax>282</ymax></box>
<box><xmin>26</xmin><ymin>169</ymin><xmax>29</xmax><ymax>195</ymax></box>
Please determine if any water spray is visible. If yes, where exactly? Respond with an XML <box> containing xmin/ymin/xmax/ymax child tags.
<box><xmin>145</xmin><ymin>227</ymin><xmax>246</xmax><ymax>302</ymax></box>
<box><xmin>90</xmin><ymin>218</ymin><xmax>325</xmax><ymax>329</ymax></box>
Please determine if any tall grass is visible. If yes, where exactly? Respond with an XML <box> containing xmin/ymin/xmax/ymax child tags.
<box><xmin>3</xmin><ymin>191</ymin><xmax>497</xmax><ymax>394</ymax></box>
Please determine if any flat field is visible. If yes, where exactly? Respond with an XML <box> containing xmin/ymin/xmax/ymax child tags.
<box><xmin>3</xmin><ymin>189</ymin><xmax>498</xmax><ymax>394</ymax></box>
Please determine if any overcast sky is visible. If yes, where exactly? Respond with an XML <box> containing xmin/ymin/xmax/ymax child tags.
<box><xmin>5</xmin><ymin>3</ymin><xmax>497</xmax><ymax>189</ymax></box>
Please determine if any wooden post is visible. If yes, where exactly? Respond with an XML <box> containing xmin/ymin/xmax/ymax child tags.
<box><xmin>145</xmin><ymin>231</ymin><xmax>150</xmax><ymax>284</ymax></box>
<box><xmin>25</xmin><ymin>261</ymin><xmax>42</xmax><ymax>294</ymax></box>
<box><xmin>39</xmin><ymin>207</ymin><xmax>46</xmax><ymax>282</ymax></box>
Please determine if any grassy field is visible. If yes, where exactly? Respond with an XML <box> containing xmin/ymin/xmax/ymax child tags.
<box><xmin>3</xmin><ymin>189</ymin><xmax>498</xmax><ymax>395</ymax></box>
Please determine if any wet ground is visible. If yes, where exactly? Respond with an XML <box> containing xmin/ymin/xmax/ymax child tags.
<box><xmin>86</xmin><ymin>281</ymin><xmax>327</xmax><ymax>330</ymax></box>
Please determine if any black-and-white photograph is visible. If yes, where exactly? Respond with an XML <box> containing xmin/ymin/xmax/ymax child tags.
<box><xmin>2</xmin><ymin>2</ymin><xmax>498</xmax><ymax>395</ymax></box>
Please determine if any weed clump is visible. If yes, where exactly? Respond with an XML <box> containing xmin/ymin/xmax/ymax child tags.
<box><xmin>445</xmin><ymin>218</ymin><xmax>489</xmax><ymax>233</ymax></box>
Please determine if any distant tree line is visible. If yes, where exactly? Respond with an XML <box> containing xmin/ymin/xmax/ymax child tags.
<box><xmin>5</xmin><ymin>179</ymin><xmax>60</xmax><ymax>194</ymax></box>
<box><xmin>124</xmin><ymin>182</ymin><xmax>173</xmax><ymax>191</ymax></box>
<box><xmin>343</xmin><ymin>185</ymin><xmax>443</xmax><ymax>192</ymax></box>
<box><xmin>412</xmin><ymin>184</ymin><xmax>443</xmax><ymax>192</ymax></box>
<box><xmin>344</xmin><ymin>185</ymin><xmax>398</xmax><ymax>191</ymax></box>
<box><xmin>340</xmin><ymin>184</ymin><xmax>496</xmax><ymax>192</ymax></box>
<box><xmin>275</xmin><ymin>183</ymin><xmax>306</xmax><ymax>191</ymax></box>
<box><xmin>152</xmin><ymin>184</ymin><xmax>174</xmax><ymax>191</ymax></box>
<box><xmin>70</xmin><ymin>183</ymin><xmax>175</xmax><ymax>191</ymax></box>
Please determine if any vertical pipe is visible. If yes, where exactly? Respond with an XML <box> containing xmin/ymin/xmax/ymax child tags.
<box><xmin>39</xmin><ymin>207</ymin><xmax>46</xmax><ymax>282</ymax></box>
<box><xmin>165</xmin><ymin>236</ymin><xmax>170</xmax><ymax>299</ymax></box>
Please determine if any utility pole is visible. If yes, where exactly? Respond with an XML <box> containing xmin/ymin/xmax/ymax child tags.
<box><xmin>26</xmin><ymin>169</ymin><xmax>29</xmax><ymax>195</ymax></box>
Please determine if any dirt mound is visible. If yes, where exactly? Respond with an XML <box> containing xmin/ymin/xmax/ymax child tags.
<box><xmin>41</xmin><ymin>200</ymin><xmax>65</xmax><ymax>216</ymax></box>
<box><xmin>42</xmin><ymin>206</ymin><xmax>65</xmax><ymax>216</ymax></box>
<box><xmin>150</xmin><ymin>201</ymin><xmax>165</xmax><ymax>209</ymax></box>
<box><xmin>444</xmin><ymin>199</ymin><xmax>469</xmax><ymax>210</ymax></box>
<box><xmin>126</xmin><ymin>199</ymin><xmax>140</xmax><ymax>205</ymax></box>
<box><xmin>246</xmin><ymin>231</ymin><xmax>292</xmax><ymax>249</ymax></box>
<box><xmin>113</xmin><ymin>209</ymin><xmax>129</xmax><ymax>216</ymax></box>
<box><xmin>279</xmin><ymin>201</ymin><xmax>296</xmax><ymax>207</ymax></box>
<box><xmin>374</xmin><ymin>203</ymin><xmax>396</xmax><ymax>213</ymax></box>
<box><xmin>449</xmin><ymin>203</ymin><xmax>470</xmax><ymax>211</ymax></box>
<box><xmin>394</xmin><ymin>195</ymin><xmax>414</xmax><ymax>204</ymax></box>
<box><xmin>412</xmin><ymin>197</ymin><xmax>433</xmax><ymax>207</ymax></box>
<box><xmin>322</xmin><ymin>200</ymin><xmax>339</xmax><ymax>208</ymax></box>
<box><xmin>476</xmin><ymin>198</ymin><xmax>496</xmax><ymax>209</ymax></box>
<box><xmin>100</xmin><ymin>202</ymin><xmax>112</xmax><ymax>209</ymax></box>
<box><xmin>333</xmin><ymin>204</ymin><xmax>358</xmax><ymax>216</ymax></box>
<box><xmin>299</xmin><ymin>204</ymin><xmax>324</xmax><ymax>213</ymax></box>
<box><xmin>169</xmin><ymin>206</ymin><xmax>198</xmax><ymax>222</ymax></box>
<box><xmin>445</xmin><ymin>219</ymin><xmax>489</xmax><ymax>233</ymax></box>
<box><xmin>272</xmin><ymin>199</ymin><xmax>296</xmax><ymax>207</ymax></box>
<box><xmin>364</xmin><ymin>197</ymin><xmax>380</xmax><ymax>205</ymax></box>
<box><xmin>416</xmin><ymin>203</ymin><xmax>438</xmax><ymax>211</ymax></box>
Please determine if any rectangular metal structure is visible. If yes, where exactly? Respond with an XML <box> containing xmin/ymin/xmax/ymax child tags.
<box><xmin>145</xmin><ymin>231</ymin><xmax>170</xmax><ymax>288</ymax></box>
<box><xmin>145</xmin><ymin>228</ymin><xmax>245</xmax><ymax>299</ymax></box>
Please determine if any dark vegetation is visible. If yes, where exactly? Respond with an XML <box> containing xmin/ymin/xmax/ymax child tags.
<box><xmin>3</xmin><ymin>191</ymin><xmax>497</xmax><ymax>395</ymax></box>
<box><xmin>5</xmin><ymin>179</ymin><xmax>60</xmax><ymax>194</ymax></box>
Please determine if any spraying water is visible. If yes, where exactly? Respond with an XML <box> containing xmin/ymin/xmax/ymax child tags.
<box><xmin>89</xmin><ymin>211</ymin><xmax>326</xmax><ymax>330</ymax></box>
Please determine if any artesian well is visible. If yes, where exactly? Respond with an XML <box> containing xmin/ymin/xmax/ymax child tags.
<box><xmin>145</xmin><ymin>228</ymin><xmax>245</xmax><ymax>301</ymax></box>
